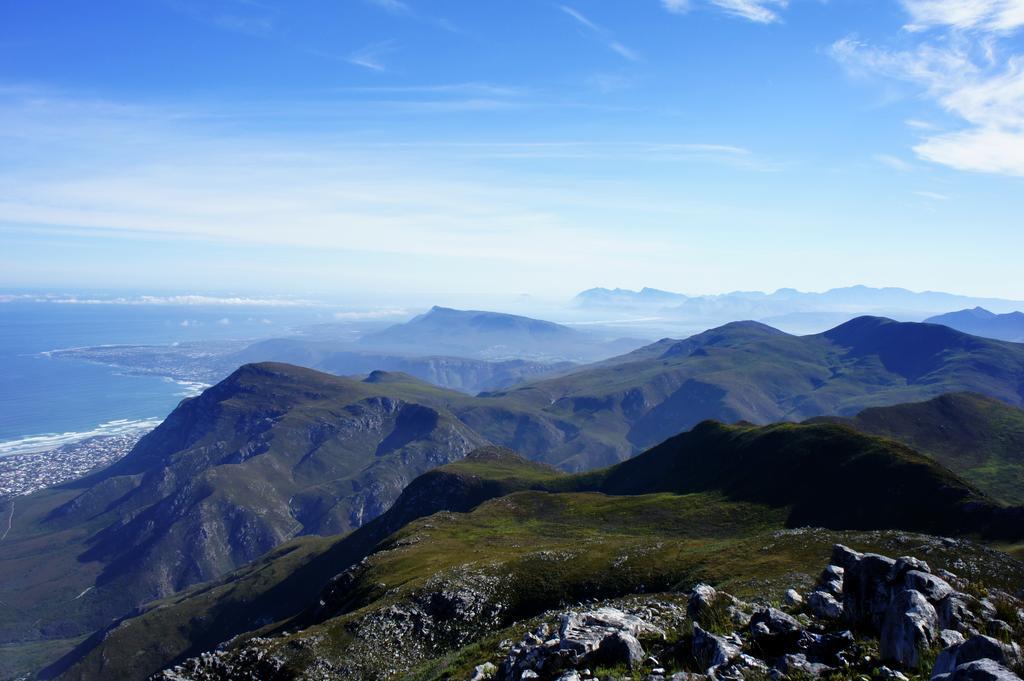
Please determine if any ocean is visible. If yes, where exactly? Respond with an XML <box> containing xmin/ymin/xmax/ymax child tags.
<box><xmin>0</xmin><ymin>300</ymin><xmax>330</xmax><ymax>456</ymax></box>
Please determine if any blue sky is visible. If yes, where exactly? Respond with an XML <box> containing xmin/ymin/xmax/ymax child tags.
<box><xmin>1</xmin><ymin>0</ymin><xmax>1023</xmax><ymax>304</ymax></box>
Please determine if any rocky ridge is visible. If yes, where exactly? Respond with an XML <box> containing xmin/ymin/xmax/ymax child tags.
<box><xmin>480</xmin><ymin>544</ymin><xmax>1024</xmax><ymax>681</ymax></box>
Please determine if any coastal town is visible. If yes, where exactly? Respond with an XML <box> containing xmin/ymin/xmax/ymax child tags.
<box><xmin>0</xmin><ymin>430</ymin><xmax>145</xmax><ymax>498</ymax></box>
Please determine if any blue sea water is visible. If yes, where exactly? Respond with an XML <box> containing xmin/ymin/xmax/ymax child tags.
<box><xmin>0</xmin><ymin>301</ymin><xmax>329</xmax><ymax>455</ymax></box>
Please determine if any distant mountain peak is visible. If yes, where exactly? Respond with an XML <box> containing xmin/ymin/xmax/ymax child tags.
<box><xmin>925</xmin><ymin>307</ymin><xmax>1024</xmax><ymax>343</ymax></box>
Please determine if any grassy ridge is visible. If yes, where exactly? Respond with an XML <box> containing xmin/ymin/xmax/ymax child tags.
<box><xmin>49</xmin><ymin>422</ymin><xmax>1024</xmax><ymax>681</ymax></box>
<box><xmin>814</xmin><ymin>392</ymin><xmax>1024</xmax><ymax>505</ymax></box>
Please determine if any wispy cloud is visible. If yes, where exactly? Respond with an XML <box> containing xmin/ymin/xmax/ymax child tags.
<box><xmin>915</xmin><ymin>190</ymin><xmax>951</xmax><ymax>200</ymax></box>
<box><xmin>874</xmin><ymin>153</ymin><xmax>915</xmax><ymax>171</ymax></box>
<box><xmin>346</xmin><ymin>41</ymin><xmax>397</xmax><ymax>72</ymax></box>
<box><xmin>710</xmin><ymin>0</ymin><xmax>789</xmax><ymax>23</ymax></box>
<box><xmin>364</xmin><ymin>0</ymin><xmax>411</xmax><ymax>15</ymax></box>
<box><xmin>660</xmin><ymin>0</ymin><xmax>789</xmax><ymax>23</ymax></box>
<box><xmin>0</xmin><ymin>87</ymin><xmax>782</xmax><ymax>292</ymax></box>
<box><xmin>559</xmin><ymin>5</ymin><xmax>641</xmax><ymax>61</ymax></box>
<box><xmin>830</xmin><ymin>3</ymin><xmax>1024</xmax><ymax>177</ymax></box>
<box><xmin>901</xmin><ymin>0</ymin><xmax>1024</xmax><ymax>32</ymax></box>
<box><xmin>560</xmin><ymin>5</ymin><xmax>601</xmax><ymax>32</ymax></box>
<box><xmin>0</xmin><ymin>293</ymin><xmax>324</xmax><ymax>306</ymax></box>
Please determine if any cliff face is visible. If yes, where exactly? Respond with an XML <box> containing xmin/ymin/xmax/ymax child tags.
<box><xmin>0</xmin><ymin>364</ymin><xmax>488</xmax><ymax>652</ymax></box>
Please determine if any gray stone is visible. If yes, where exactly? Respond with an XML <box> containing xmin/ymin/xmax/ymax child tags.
<box><xmin>596</xmin><ymin>632</ymin><xmax>645</xmax><ymax>669</ymax></box>
<box><xmin>891</xmin><ymin>556</ymin><xmax>932</xmax><ymax>581</ymax></box>
<box><xmin>830</xmin><ymin>544</ymin><xmax>863</xmax><ymax>571</ymax></box>
<box><xmin>692</xmin><ymin>623</ymin><xmax>740</xmax><ymax>673</ymax></box>
<box><xmin>987</xmin><ymin>620</ymin><xmax>1014</xmax><ymax>640</ymax></box>
<box><xmin>555</xmin><ymin>672</ymin><xmax>581</xmax><ymax>681</ymax></box>
<box><xmin>878</xmin><ymin>666</ymin><xmax>910</xmax><ymax>680</ymax></box>
<box><xmin>783</xmin><ymin>589</ymin><xmax>803</xmax><ymax>607</ymax></box>
<box><xmin>940</xmin><ymin>629</ymin><xmax>967</xmax><ymax>648</ymax></box>
<box><xmin>558</xmin><ymin>607</ymin><xmax>662</xmax><ymax>658</ymax></box>
<box><xmin>880</xmin><ymin>589</ymin><xmax>938</xmax><ymax>669</ymax></box>
<box><xmin>808</xmin><ymin>590</ymin><xmax>844</xmax><ymax>620</ymax></box>
<box><xmin>750</xmin><ymin>607</ymin><xmax>802</xmax><ymax>654</ymax></box>
<box><xmin>932</xmin><ymin>635</ymin><xmax>1020</xmax><ymax>678</ymax></box>
<box><xmin>471</xmin><ymin>662</ymin><xmax>497</xmax><ymax>681</ymax></box>
<box><xmin>780</xmin><ymin>653</ymin><xmax>833</xmax><ymax>677</ymax></box>
<box><xmin>939</xmin><ymin>593</ymin><xmax>986</xmax><ymax>634</ymax></box>
<box><xmin>822</xmin><ymin>578</ymin><xmax>844</xmax><ymax>598</ymax></box>
<box><xmin>903</xmin><ymin>570</ymin><xmax>955</xmax><ymax>604</ymax></box>
<box><xmin>948</xmin><ymin>659</ymin><xmax>1023</xmax><ymax>681</ymax></box>
<box><xmin>688</xmin><ymin>584</ymin><xmax>719</xmax><ymax>621</ymax></box>
<box><xmin>844</xmin><ymin>552</ymin><xmax>898</xmax><ymax>631</ymax></box>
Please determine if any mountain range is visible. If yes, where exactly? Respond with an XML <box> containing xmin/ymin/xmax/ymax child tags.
<box><xmin>574</xmin><ymin>285</ymin><xmax>1024</xmax><ymax>334</ymax></box>
<box><xmin>353</xmin><ymin>306</ymin><xmax>643</xmax><ymax>362</ymax></box>
<box><xmin>925</xmin><ymin>307</ymin><xmax>1024</xmax><ymax>343</ymax></box>
<box><xmin>4</xmin><ymin>315</ymin><xmax>1024</xmax><ymax>679</ymax></box>
<box><xmin>43</xmin><ymin>417</ymin><xmax>1024</xmax><ymax>680</ymax></box>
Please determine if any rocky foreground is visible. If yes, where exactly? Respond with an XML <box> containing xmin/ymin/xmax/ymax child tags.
<box><xmin>482</xmin><ymin>544</ymin><xmax>1023</xmax><ymax>681</ymax></box>
<box><xmin>155</xmin><ymin>543</ymin><xmax>1023</xmax><ymax>681</ymax></box>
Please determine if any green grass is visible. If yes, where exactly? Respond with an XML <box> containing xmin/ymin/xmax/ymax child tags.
<box><xmin>167</xmin><ymin>495</ymin><xmax>1024</xmax><ymax>681</ymax></box>
<box><xmin>820</xmin><ymin>392</ymin><xmax>1024</xmax><ymax>505</ymax></box>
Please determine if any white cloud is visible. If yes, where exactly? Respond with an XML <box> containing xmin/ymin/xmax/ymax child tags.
<box><xmin>365</xmin><ymin>0</ymin><xmax>411</xmax><ymax>15</ymax></box>
<box><xmin>874</xmin><ymin>153</ymin><xmax>915</xmax><ymax>171</ymax></box>
<box><xmin>914</xmin><ymin>190</ymin><xmax>951</xmax><ymax>200</ymax></box>
<box><xmin>901</xmin><ymin>0</ymin><xmax>1024</xmax><ymax>32</ymax></box>
<box><xmin>0</xmin><ymin>294</ymin><xmax>324</xmax><ymax>306</ymax></box>
<box><xmin>710</xmin><ymin>0</ymin><xmax>788</xmax><ymax>23</ymax></box>
<box><xmin>346</xmin><ymin>41</ymin><xmax>396</xmax><ymax>71</ymax></box>
<box><xmin>559</xmin><ymin>5</ymin><xmax>641</xmax><ymax>61</ymax></box>
<box><xmin>560</xmin><ymin>5</ymin><xmax>601</xmax><ymax>32</ymax></box>
<box><xmin>660</xmin><ymin>0</ymin><xmax>788</xmax><ymax>23</ymax></box>
<box><xmin>661</xmin><ymin>0</ymin><xmax>691</xmax><ymax>13</ymax></box>
<box><xmin>831</xmin><ymin>11</ymin><xmax>1024</xmax><ymax>176</ymax></box>
<box><xmin>609</xmin><ymin>41</ymin><xmax>641</xmax><ymax>61</ymax></box>
<box><xmin>332</xmin><ymin>308</ymin><xmax>410</xmax><ymax>320</ymax></box>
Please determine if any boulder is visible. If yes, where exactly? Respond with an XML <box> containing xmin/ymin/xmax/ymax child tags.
<box><xmin>932</xmin><ymin>635</ymin><xmax>1021</xmax><ymax>678</ymax></box>
<box><xmin>687</xmin><ymin>585</ymin><xmax>719</xmax><ymax>621</ymax></box>
<box><xmin>878</xmin><ymin>666</ymin><xmax>910</xmax><ymax>681</ymax></box>
<box><xmin>947</xmin><ymin>659</ymin><xmax>1024</xmax><ymax>681</ymax></box>
<box><xmin>779</xmin><ymin>653</ymin><xmax>833</xmax><ymax>677</ymax></box>
<box><xmin>595</xmin><ymin>631</ymin><xmax>645</xmax><ymax>669</ymax></box>
<box><xmin>558</xmin><ymin>607</ymin><xmax>662</xmax><ymax>658</ymax></box>
<box><xmin>471</xmin><ymin>662</ymin><xmax>497</xmax><ymax>681</ymax></box>
<box><xmin>940</xmin><ymin>630</ymin><xmax>967</xmax><ymax>648</ymax></box>
<box><xmin>750</xmin><ymin>607</ymin><xmax>802</xmax><ymax>654</ymax></box>
<box><xmin>890</xmin><ymin>556</ymin><xmax>932</xmax><ymax>581</ymax></box>
<box><xmin>880</xmin><ymin>589</ymin><xmax>938</xmax><ymax>669</ymax></box>
<box><xmin>783</xmin><ymin>589</ymin><xmax>803</xmax><ymax>608</ymax></box>
<box><xmin>798</xmin><ymin>629</ymin><xmax>855</xmax><ymax>666</ymax></box>
<box><xmin>692</xmin><ymin>623</ymin><xmax>740</xmax><ymax>673</ymax></box>
<box><xmin>987</xmin><ymin>620</ymin><xmax>1014</xmax><ymax>640</ymax></box>
<box><xmin>830</xmin><ymin>544</ymin><xmax>863</xmax><ymax>571</ymax></box>
<box><xmin>819</xmin><ymin>564</ymin><xmax>845</xmax><ymax>597</ymax></box>
<box><xmin>939</xmin><ymin>593</ymin><xmax>987</xmax><ymax>634</ymax></box>
<box><xmin>903</xmin><ymin>570</ymin><xmax>955</xmax><ymax>604</ymax></box>
<box><xmin>687</xmin><ymin>584</ymin><xmax>748</xmax><ymax>629</ymax></box>
<box><xmin>844</xmin><ymin>552</ymin><xmax>897</xmax><ymax>631</ymax></box>
<box><xmin>808</xmin><ymin>590</ymin><xmax>844</xmax><ymax>620</ymax></box>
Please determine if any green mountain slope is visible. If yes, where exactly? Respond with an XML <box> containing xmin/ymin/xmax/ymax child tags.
<box><xmin>812</xmin><ymin>392</ymin><xmax>1024</xmax><ymax>505</ymax></box>
<box><xmin>481</xmin><ymin>316</ymin><xmax>1024</xmax><ymax>468</ymax></box>
<box><xmin>7</xmin><ymin>316</ymin><xmax>1024</xmax><ymax>678</ymax></box>
<box><xmin>43</xmin><ymin>447</ymin><xmax>559</xmax><ymax>681</ymax></box>
<box><xmin>47</xmin><ymin>425</ymin><xmax>1024</xmax><ymax>681</ymax></box>
<box><xmin>0</xmin><ymin>364</ymin><xmax>487</xmax><ymax>669</ymax></box>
